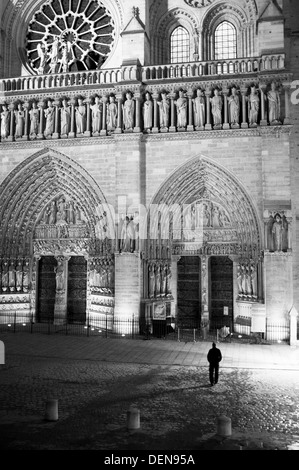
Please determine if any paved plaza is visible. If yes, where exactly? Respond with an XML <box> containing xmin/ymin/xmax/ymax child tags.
<box><xmin>1</xmin><ymin>332</ymin><xmax>299</xmax><ymax>452</ymax></box>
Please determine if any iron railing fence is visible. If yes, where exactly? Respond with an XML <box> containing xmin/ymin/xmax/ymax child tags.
<box><xmin>0</xmin><ymin>312</ymin><xmax>291</xmax><ymax>344</ymax></box>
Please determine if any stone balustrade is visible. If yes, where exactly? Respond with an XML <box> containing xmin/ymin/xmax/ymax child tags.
<box><xmin>0</xmin><ymin>54</ymin><xmax>285</xmax><ymax>94</ymax></box>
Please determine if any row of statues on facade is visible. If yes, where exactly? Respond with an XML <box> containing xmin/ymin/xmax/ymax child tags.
<box><xmin>184</xmin><ymin>202</ymin><xmax>231</xmax><ymax>231</ymax></box>
<box><xmin>148</xmin><ymin>262</ymin><xmax>172</xmax><ymax>299</ymax></box>
<box><xmin>237</xmin><ymin>262</ymin><xmax>258</xmax><ymax>300</ymax></box>
<box><xmin>0</xmin><ymin>82</ymin><xmax>282</xmax><ymax>140</ymax></box>
<box><xmin>0</xmin><ymin>259</ymin><xmax>30</xmax><ymax>293</ymax></box>
<box><xmin>41</xmin><ymin>197</ymin><xmax>84</xmax><ymax>226</ymax></box>
<box><xmin>88</xmin><ymin>259</ymin><xmax>115</xmax><ymax>294</ymax></box>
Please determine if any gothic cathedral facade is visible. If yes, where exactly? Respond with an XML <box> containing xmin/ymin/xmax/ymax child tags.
<box><xmin>0</xmin><ymin>0</ymin><xmax>298</xmax><ymax>344</ymax></box>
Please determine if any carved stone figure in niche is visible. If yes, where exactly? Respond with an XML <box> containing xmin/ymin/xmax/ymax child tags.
<box><xmin>75</xmin><ymin>204</ymin><xmax>83</xmax><ymax>224</ymax></box>
<box><xmin>228</xmin><ymin>86</ymin><xmax>240</xmax><ymax>127</ymax></box>
<box><xmin>155</xmin><ymin>264</ymin><xmax>161</xmax><ymax>297</ymax></box>
<box><xmin>16</xmin><ymin>260</ymin><xmax>23</xmax><ymax>292</ymax></box>
<box><xmin>245</xmin><ymin>266</ymin><xmax>252</xmax><ymax>298</ymax></box>
<box><xmin>67</xmin><ymin>201</ymin><xmax>75</xmax><ymax>224</ymax></box>
<box><xmin>210</xmin><ymin>89</ymin><xmax>222</xmax><ymax>128</ymax></box>
<box><xmin>29</xmin><ymin>101</ymin><xmax>39</xmax><ymax>138</ymax></box>
<box><xmin>272</xmin><ymin>213</ymin><xmax>285</xmax><ymax>252</ymax></box>
<box><xmin>48</xmin><ymin>201</ymin><xmax>57</xmax><ymax>224</ymax></box>
<box><xmin>8</xmin><ymin>260</ymin><xmax>16</xmax><ymax>291</ymax></box>
<box><xmin>174</xmin><ymin>89</ymin><xmax>187</xmax><ymax>129</ymax></box>
<box><xmin>1</xmin><ymin>104</ymin><xmax>10</xmax><ymax>139</ymax></box>
<box><xmin>250</xmin><ymin>264</ymin><xmax>257</xmax><ymax>300</ymax></box>
<box><xmin>267</xmin><ymin>82</ymin><xmax>281</xmax><ymax>124</ymax></box>
<box><xmin>122</xmin><ymin>91</ymin><xmax>135</xmax><ymax>131</ymax></box>
<box><xmin>120</xmin><ymin>215</ymin><xmax>135</xmax><ymax>252</ymax></box>
<box><xmin>22</xmin><ymin>260</ymin><xmax>30</xmax><ymax>292</ymax></box>
<box><xmin>248</xmin><ymin>85</ymin><xmax>260</xmax><ymax>127</ymax></box>
<box><xmin>149</xmin><ymin>265</ymin><xmax>155</xmax><ymax>299</ymax></box>
<box><xmin>56</xmin><ymin>197</ymin><xmax>67</xmax><ymax>224</ymax></box>
<box><xmin>49</xmin><ymin>36</ymin><xmax>60</xmax><ymax>73</ymax></box>
<box><xmin>158</xmin><ymin>91</ymin><xmax>170</xmax><ymax>129</ymax></box>
<box><xmin>237</xmin><ymin>265</ymin><xmax>243</xmax><ymax>297</ymax></box>
<box><xmin>1</xmin><ymin>261</ymin><xmax>9</xmax><ymax>291</ymax></box>
<box><xmin>37</xmin><ymin>43</ymin><xmax>48</xmax><ymax>75</ymax></box>
<box><xmin>44</xmin><ymin>100</ymin><xmax>55</xmax><ymax>137</ymax></box>
<box><xmin>166</xmin><ymin>266</ymin><xmax>172</xmax><ymax>297</ymax></box>
<box><xmin>241</xmin><ymin>265</ymin><xmax>246</xmax><ymax>296</ymax></box>
<box><xmin>161</xmin><ymin>265</ymin><xmax>167</xmax><ymax>297</ymax></box>
<box><xmin>60</xmin><ymin>98</ymin><xmax>71</xmax><ymax>136</ymax></box>
<box><xmin>61</xmin><ymin>42</ymin><xmax>71</xmax><ymax>74</ymax></box>
<box><xmin>14</xmin><ymin>103</ymin><xmax>25</xmax><ymax>138</ymax></box>
<box><xmin>143</xmin><ymin>92</ymin><xmax>153</xmax><ymax>132</ymax></box>
<box><xmin>91</xmin><ymin>96</ymin><xmax>102</xmax><ymax>135</ymax></box>
<box><xmin>211</xmin><ymin>205</ymin><xmax>221</xmax><ymax>228</ymax></box>
<box><xmin>193</xmin><ymin>88</ymin><xmax>205</xmax><ymax>129</ymax></box>
<box><xmin>54</xmin><ymin>259</ymin><xmax>65</xmax><ymax>292</ymax></box>
<box><xmin>203</xmin><ymin>203</ymin><xmax>211</xmax><ymax>227</ymax></box>
<box><xmin>89</xmin><ymin>261</ymin><xmax>96</xmax><ymax>290</ymax></box>
<box><xmin>107</xmin><ymin>94</ymin><xmax>117</xmax><ymax>132</ymax></box>
<box><xmin>75</xmin><ymin>98</ymin><xmax>86</xmax><ymax>135</ymax></box>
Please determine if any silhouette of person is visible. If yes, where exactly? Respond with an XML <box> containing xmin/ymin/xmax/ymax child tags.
<box><xmin>207</xmin><ymin>342</ymin><xmax>222</xmax><ymax>386</ymax></box>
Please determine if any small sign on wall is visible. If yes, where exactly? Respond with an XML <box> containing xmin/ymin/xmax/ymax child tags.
<box><xmin>153</xmin><ymin>303</ymin><xmax>166</xmax><ymax>320</ymax></box>
<box><xmin>223</xmin><ymin>306</ymin><xmax>229</xmax><ymax>316</ymax></box>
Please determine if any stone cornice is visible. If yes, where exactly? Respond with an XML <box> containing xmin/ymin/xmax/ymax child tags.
<box><xmin>0</xmin><ymin>125</ymin><xmax>293</xmax><ymax>149</ymax></box>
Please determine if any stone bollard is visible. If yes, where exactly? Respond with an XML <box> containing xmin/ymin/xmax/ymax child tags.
<box><xmin>127</xmin><ymin>406</ymin><xmax>140</xmax><ymax>430</ymax></box>
<box><xmin>45</xmin><ymin>399</ymin><xmax>59</xmax><ymax>421</ymax></box>
<box><xmin>216</xmin><ymin>416</ymin><xmax>232</xmax><ymax>437</ymax></box>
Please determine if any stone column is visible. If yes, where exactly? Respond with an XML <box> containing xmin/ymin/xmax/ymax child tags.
<box><xmin>84</xmin><ymin>98</ymin><xmax>91</xmax><ymax>136</ymax></box>
<box><xmin>115</xmin><ymin>93</ymin><xmax>123</xmax><ymax>134</ymax></box>
<box><xmin>113</xmin><ymin>253</ymin><xmax>141</xmax><ymax>334</ymax></box>
<box><xmin>53</xmin><ymin>100</ymin><xmax>60</xmax><ymax>139</ymax></box>
<box><xmin>53</xmin><ymin>255</ymin><xmax>69</xmax><ymax>325</ymax></box>
<box><xmin>134</xmin><ymin>93</ymin><xmax>141</xmax><ymax>133</ymax></box>
<box><xmin>169</xmin><ymin>93</ymin><xmax>176</xmax><ymax>133</ymax></box>
<box><xmin>241</xmin><ymin>87</ymin><xmax>248</xmax><ymax>128</ymax></box>
<box><xmin>69</xmin><ymin>98</ymin><xmax>76</xmax><ymax>138</ymax></box>
<box><xmin>287</xmin><ymin>218</ymin><xmax>292</xmax><ymax>251</ymax></box>
<box><xmin>289</xmin><ymin>306</ymin><xmax>298</xmax><ymax>346</ymax></box>
<box><xmin>7</xmin><ymin>103</ymin><xmax>15</xmax><ymax>141</ymax></box>
<box><xmin>171</xmin><ymin>256</ymin><xmax>179</xmax><ymax>319</ymax></box>
<box><xmin>187</xmin><ymin>89</ymin><xmax>194</xmax><ymax>132</ymax></box>
<box><xmin>283</xmin><ymin>82</ymin><xmax>291</xmax><ymax>125</ymax></box>
<box><xmin>205</xmin><ymin>88</ymin><xmax>212</xmax><ymax>130</ymax></box>
<box><xmin>37</xmin><ymin>101</ymin><xmax>45</xmax><ymax>139</ymax></box>
<box><xmin>152</xmin><ymin>92</ymin><xmax>159</xmax><ymax>133</ymax></box>
<box><xmin>222</xmin><ymin>88</ymin><xmax>230</xmax><ymax>130</ymax></box>
<box><xmin>259</xmin><ymin>85</ymin><xmax>268</xmax><ymax>126</ymax></box>
<box><xmin>23</xmin><ymin>101</ymin><xmax>30</xmax><ymax>141</ymax></box>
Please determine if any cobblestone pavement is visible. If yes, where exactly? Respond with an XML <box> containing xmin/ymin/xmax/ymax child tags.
<box><xmin>1</xmin><ymin>334</ymin><xmax>299</xmax><ymax>451</ymax></box>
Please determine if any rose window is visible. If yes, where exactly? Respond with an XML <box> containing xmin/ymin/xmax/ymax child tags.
<box><xmin>26</xmin><ymin>0</ymin><xmax>116</xmax><ymax>74</ymax></box>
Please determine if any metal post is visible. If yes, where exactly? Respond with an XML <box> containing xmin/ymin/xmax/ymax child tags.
<box><xmin>177</xmin><ymin>326</ymin><xmax>180</xmax><ymax>342</ymax></box>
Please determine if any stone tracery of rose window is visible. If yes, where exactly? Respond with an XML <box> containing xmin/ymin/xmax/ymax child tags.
<box><xmin>26</xmin><ymin>0</ymin><xmax>116</xmax><ymax>74</ymax></box>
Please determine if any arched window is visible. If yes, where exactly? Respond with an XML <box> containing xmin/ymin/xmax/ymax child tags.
<box><xmin>170</xmin><ymin>27</ymin><xmax>190</xmax><ymax>63</ymax></box>
<box><xmin>215</xmin><ymin>21</ymin><xmax>237</xmax><ymax>60</ymax></box>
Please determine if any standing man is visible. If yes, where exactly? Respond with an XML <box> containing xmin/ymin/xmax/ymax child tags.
<box><xmin>207</xmin><ymin>342</ymin><xmax>222</xmax><ymax>386</ymax></box>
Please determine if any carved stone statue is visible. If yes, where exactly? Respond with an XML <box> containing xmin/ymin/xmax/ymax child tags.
<box><xmin>1</xmin><ymin>104</ymin><xmax>10</xmax><ymax>140</ymax></box>
<box><xmin>149</xmin><ymin>264</ymin><xmax>155</xmax><ymax>298</ymax></box>
<box><xmin>120</xmin><ymin>215</ymin><xmax>135</xmax><ymax>252</ymax></box>
<box><xmin>49</xmin><ymin>36</ymin><xmax>60</xmax><ymax>73</ymax></box>
<box><xmin>272</xmin><ymin>213</ymin><xmax>284</xmax><ymax>251</ymax></box>
<box><xmin>91</xmin><ymin>96</ymin><xmax>102</xmax><ymax>134</ymax></box>
<box><xmin>174</xmin><ymin>89</ymin><xmax>187</xmax><ymax>128</ymax></box>
<box><xmin>60</xmin><ymin>98</ymin><xmax>71</xmax><ymax>136</ymax></box>
<box><xmin>210</xmin><ymin>89</ymin><xmax>223</xmax><ymax>128</ymax></box>
<box><xmin>29</xmin><ymin>101</ymin><xmax>39</xmax><ymax>138</ymax></box>
<box><xmin>44</xmin><ymin>100</ymin><xmax>55</xmax><ymax>137</ymax></box>
<box><xmin>166</xmin><ymin>266</ymin><xmax>172</xmax><ymax>297</ymax></box>
<box><xmin>267</xmin><ymin>82</ymin><xmax>281</xmax><ymax>124</ymax></box>
<box><xmin>248</xmin><ymin>85</ymin><xmax>260</xmax><ymax>126</ymax></box>
<box><xmin>155</xmin><ymin>264</ymin><xmax>161</xmax><ymax>297</ymax></box>
<box><xmin>16</xmin><ymin>260</ymin><xmax>23</xmax><ymax>292</ymax></box>
<box><xmin>75</xmin><ymin>98</ymin><xmax>86</xmax><ymax>134</ymax></box>
<box><xmin>228</xmin><ymin>86</ymin><xmax>240</xmax><ymax>126</ymax></box>
<box><xmin>61</xmin><ymin>42</ymin><xmax>71</xmax><ymax>73</ymax></box>
<box><xmin>22</xmin><ymin>260</ymin><xmax>30</xmax><ymax>292</ymax></box>
<box><xmin>107</xmin><ymin>94</ymin><xmax>117</xmax><ymax>132</ymax></box>
<box><xmin>122</xmin><ymin>91</ymin><xmax>135</xmax><ymax>131</ymax></box>
<box><xmin>37</xmin><ymin>42</ymin><xmax>48</xmax><ymax>75</ymax></box>
<box><xmin>161</xmin><ymin>265</ymin><xmax>167</xmax><ymax>297</ymax></box>
<box><xmin>1</xmin><ymin>261</ymin><xmax>9</xmax><ymax>291</ymax></box>
<box><xmin>193</xmin><ymin>88</ymin><xmax>205</xmax><ymax>129</ymax></box>
<box><xmin>158</xmin><ymin>92</ymin><xmax>170</xmax><ymax>129</ymax></box>
<box><xmin>14</xmin><ymin>103</ymin><xmax>25</xmax><ymax>138</ymax></box>
<box><xmin>8</xmin><ymin>260</ymin><xmax>16</xmax><ymax>291</ymax></box>
<box><xmin>54</xmin><ymin>259</ymin><xmax>64</xmax><ymax>292</ymax></box>
<box><xmin>48</xmin><ymin>200</ymin><xmax>57</xmax><ymax>224</ymax></box>
<box><xmin>143</xmin><ymin>91</ymin><xmax>153</xmax><ymax>132</ymax></box>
